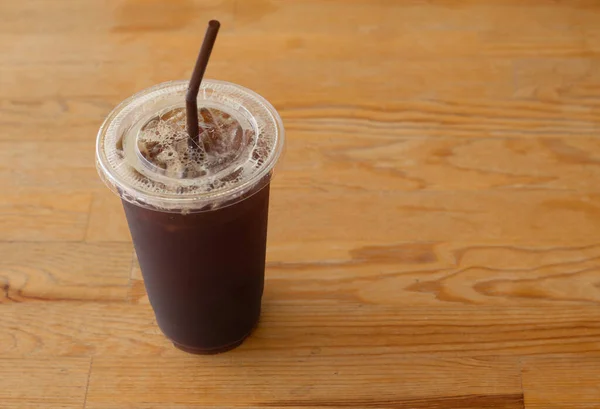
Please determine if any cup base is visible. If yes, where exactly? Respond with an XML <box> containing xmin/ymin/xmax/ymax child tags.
<box><xmin>172</xmin><ymin>331</ymin><xmax>252</xmax><ymax>355</ymax></box>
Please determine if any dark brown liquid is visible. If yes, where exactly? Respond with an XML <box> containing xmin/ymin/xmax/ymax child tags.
<box><xmin>122</xmin><ymin>183</ymin><xmax>270</xmax><ymax>354</ymax></box>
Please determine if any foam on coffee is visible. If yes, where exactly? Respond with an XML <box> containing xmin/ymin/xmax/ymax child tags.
<box><xmin>96</xmin><ymin>80</ymin><xmax>284</xmax><ymax>213</ymax></box>
<box><xmin>136</xmin><ymin>106</ymin><xmax>255</xmax><ymax>181</ymax></box>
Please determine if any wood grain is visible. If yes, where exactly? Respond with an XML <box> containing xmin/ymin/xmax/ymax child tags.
<box><xmin>0</xmin><ymin>97</ymin><xmax>115</xmax><ymax>141</ymax></box>
<box><xmin>268</xmin><ymin>190</ymin><xmax>600</xmax><ymax>244</ymax></box>
<box><xmin>280</xmin><ymin>133</ymin><xmax>600</xmax><ymax>192</ymax></box>
<box><xmin>522</xmin><ymin>356</ymin><xmax>600</xmax><ymax>408</ymax></box>
<box><xmin>3</xmin><ymin>0</ymin><xmax>600</xmax><ymax>407</ymax></box>
<box><xmin>0</xmin><ymin>357</ymin><xmax>90</xmax><ymax>409</ymax></box>
<box><xmin>4</xmin><ymin>302</ymin><xmax>600</xmax><ymax>358</ymax></box>
<box><xmin>0</xmin><ymin>141</ymin><xmax>103</xmax><ymax>191</ymax></box>
<box><xmin>265</xmin><ymin>242</ymin><xmax>600</xmax><ymax>307</ymax></box>
<box><xmin>85</xmin><ymin>355</ymin><xmax>522</xmax><ymax>408</ymax></box>
<box><xmin>0</xmin><ymin>0</ymin><xmax>234</xmax><ymax>34</ymax></box>
<box><xmin>88</xmin><ymin>188</ymin><xmax>600</xmax><ymax>243</ymax></box>
<box><xmin>0</xmin><ymin>193</ymin><xmax>91</xmax><ymax>241</ymax></box>
<box><xmin>0</xmin><ymin>242</ymin><xmax>132</xmax><ymax>303</ymax></box>
<box><xmin>85</xmin><ymin>194</ymin><xmax>132</xmax><ymax>242</ymax></box>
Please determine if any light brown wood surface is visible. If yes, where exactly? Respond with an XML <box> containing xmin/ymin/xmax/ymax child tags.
<box><xmin>2</xmin><ymin>0</ymin><xmax>600</xmax><ymax>407</ymax></box>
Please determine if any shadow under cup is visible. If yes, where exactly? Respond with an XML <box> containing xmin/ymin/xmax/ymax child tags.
<box><xmin>96</xmin><ymin>80</ymin><xmax>284</xmax><ymax>354</ymax></box>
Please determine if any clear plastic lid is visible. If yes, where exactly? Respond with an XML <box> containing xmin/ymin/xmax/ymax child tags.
<box><xmin>96</xmin><ymin>80</ymin><xmax>285</xmax><ymax>213</ymax></box>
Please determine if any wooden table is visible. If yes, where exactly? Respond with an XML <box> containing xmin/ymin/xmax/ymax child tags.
<box><xmin>2</xmin><ymin>1</ymin><xmax>600</xmax><ymax>408</ymax></box>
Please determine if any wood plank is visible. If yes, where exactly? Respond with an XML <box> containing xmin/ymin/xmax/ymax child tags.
<box><xmin>129</xmin><ymin>242</ymin><xmax>600</xmax><ymax>307</ymax></box>
<box><xmin>0</xmin><ymin>58</ymin><xmax>516</xmax><ymax>101</ymax></box>
<box><xmin>85</xmin><ymin>355</ymin><xmax>522</xmax><ymax>408</ymax></box>
<box><xmin>480</xmin><ymin>30</ymin><xmax>588</xmax><ymax>58</ymax></box>
<box><xmin>4</xmin><ymin>95</ymin><xmax>599</xmax><ymax>143</ymax></box>
<box><xmin>0</xmin><ymin>97</ymin><xmax>115</xmax><ymax>142</ymax></box>
<box><xmin>0</xmin><ymin>242</ymin><xmax>132</xmax><ymax>303</ymax></box>
<box><xmin>6</xmin><ymin>127</ymin><xmax>600</xmax><ymax>203</ymax></box>
<box><xmin>267</xmin><ymin>190</ymin><xmax>600</xmax><ymax>244</ymax></box>
<box><xmin>3</xmin><ymin>301</ymin><xmax>600</xmax><ymax>358</ymax></box>
<box><xmin>0</xmin><ymin>0</ymin><xmax>233</xmax><ymax>34</ymax></box>
<box><xmin>280</xmin><ymin>133</ymin><xmax>600</xmax><ymax>193</ymax></box>
<box><xmin>1</xmin><ymin>122</ymin><xmax>103</xmax><ymax>142</ymax></box>
<box><xmin>514</xmin><ymin>58</ymin><xmax>600</xmax><ymax>101</ymax></box>
<box><xmin>279</xmin><ymin>99</ymin><xmax>600</xmax><ymax>139</ymax></box>
<box><xmin>0</xmin><ymin>63</ymin><xmax>182</xmax><ymax>100</ymax></box>
<box><xmin>0</xmin><ymin>302</ymin><xmax>164</xmax><ymax>357</ymax></box>
<box><xmin>380</xmin><ymin>4</ymin><xmax>599</xmax><ymax>33</ymax></box>
<box><xmin>0</xmin><ymin>141</ymin><xmax>102</xmax><ymax>191</ymax></box>
<box><xmin>87</xmin><ymin>188</ymin><xmax>600</xmax><ymax>243</ymax></box>
<box><xmin>0</xmin><ymin>32</ymin><xmax>485</xmax><ymax>65</ymax></box>
<box><xmin>522</xmin><ymin>356</ymin><xmax>600</xmax><ymax>408</ymax></box>
<box><xmin>0</xmin><ymin>193</ymin><xmax>91</xmax><ymax>241</ymax></box>
<box><xmin>85</xmin><ymin>193</ymin><xmax>131</xmax><ymax>242</ymax></box>
<box><xmin>266</xmin><ymin>242</ymin><xmax>600</xmax><ymax>307</ymax></box>
<box><xmin>235</xmin><ymin>1</ymin><xmax>599</xmax><ymax>35</ymax></box>
<box><xmin>0</xmin><ymin>357</ymin><xmax>90</xmax><ymax>409</ymax></box>
<box><xmin>1</xmin><ymin>0</ymin><xmax>596</xmax><ymax>36</ymax></box>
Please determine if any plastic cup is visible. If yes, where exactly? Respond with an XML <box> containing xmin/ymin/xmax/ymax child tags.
<box><xmin>96</xmin><ymin>80</ymin><xmax>285</xmax><ymax>354</ymax></box>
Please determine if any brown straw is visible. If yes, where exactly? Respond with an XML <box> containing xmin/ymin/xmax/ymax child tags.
<box><xmin>186</xmin><ymin>20</ymin><xmax>221</xmax><ymax>147</ymax></box>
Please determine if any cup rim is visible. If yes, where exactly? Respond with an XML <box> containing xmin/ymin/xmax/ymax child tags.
<box><xmin>95</xmin><ymin>79</ymin><xmax>285</xmax><ymax>213</ymax></box>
